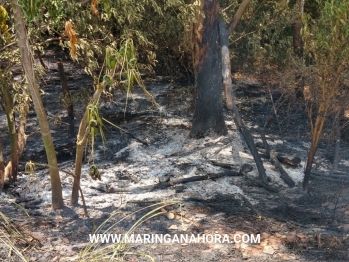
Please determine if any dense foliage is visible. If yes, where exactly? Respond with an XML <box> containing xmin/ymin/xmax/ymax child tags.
<box><xmin>14</xmin><ymin>0</ymin><xmax>196</xmax><ymax>78</ymax></box>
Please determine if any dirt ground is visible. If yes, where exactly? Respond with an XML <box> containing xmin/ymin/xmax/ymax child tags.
<box><xmin>1</xmin><ymin>47</ymin><xmax>349</xmax><ymax>261</ymax></box>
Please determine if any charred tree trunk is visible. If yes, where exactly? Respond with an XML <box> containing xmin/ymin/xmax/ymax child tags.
<box><xmin>219</xmin><ymin>19</ymin><xmax>269</xmax><ymax>184</ymax></box>
<box><xmin>190</xmin><ymin>0</ymin><xmax>227</xmax><ymax>138</ymax></box>
<box><xmin>188</xmin><ymin>0</ymin><xmax>268</xmax><ymax>184</ymax></box>
<box><xmin>219</xmin><ymin>0</ymin><xmax>268</xmax><ymax>184</ymax></box>
<box><xmin>16</xmin><ymin>85</ymin><xmax>29</xmax><ymax>164</ymax></box>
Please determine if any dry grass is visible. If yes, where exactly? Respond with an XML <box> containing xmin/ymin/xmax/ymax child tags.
<box><xmin>0</xmin><ymin>209</ymin><xmax>29</xmax><ymax>262</ymax></box>
<box><xmin>77</xmin><ymin>201</ymin><xmax>180</xmax><ymax>262</ymax></box>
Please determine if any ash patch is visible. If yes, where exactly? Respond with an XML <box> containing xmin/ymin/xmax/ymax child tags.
<box><xmin>1</xmin><ymin>48</ymin><xmax>349</xmax><ymax>261</ymax></box>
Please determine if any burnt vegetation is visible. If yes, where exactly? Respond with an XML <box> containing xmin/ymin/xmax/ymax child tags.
<box><xmin>1</xmin><ymin>0</ymin><xmax>349</xmax><ymax>261</ymax></box>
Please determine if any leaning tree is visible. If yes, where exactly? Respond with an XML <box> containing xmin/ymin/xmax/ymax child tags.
<box><xmin>11</xmin><ymin>0</ymin><xmax>64</xmax><ymax>209</ymax></box>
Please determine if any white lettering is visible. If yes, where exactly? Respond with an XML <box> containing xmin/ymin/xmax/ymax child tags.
<box><xmin>214</xmin><ymin>234</ymin><xmax>222</xmax><ymax>243</ymax></box>
<box><xmin>189</xmin><ymin>234</ymin><xmax>197</xmax><ymax>243</ymax></box>
<box><xmin>124</xmin><ymin>234</ymin><xmax>134</xmax><ymax>243</ymax></box>
<box><xmin>180</xmin><ymin>234</ymin><xmax>188</xmax><ymax>243</ymax></box>
<box><xmin>172</xmin><ymin>234</ymin><xmax>180</xmax><ymax>243</ymax></box>
<box><xmin>251</xmin><ymin>234</ymin><xmax>261</xmax><ymax>243</ymax></box>
<box><xmin>222</xmin><ymin>234</ymin><xmax>230</xmax><ymax>243</ymax></box>
<box><xmin>234</xmin><ymin>234</ymin><xmax>241</xmax><ymax>243</ymax></box>
<box><xmin>164</xmin><ymin>234</ymin><xmax>171</xmax><ymax>243</ymax></box>
<box><xmin>206</xmin><ymin>234</ymin><xmax>213</xmax><ymax>243</ymax></box>
<box><xmin>197</xmin><ymin>234</ymin><xmax>205</xmax><ymax>243</ymax></box>
<box><xmin>143</xmin><ymin>234</ymin><xmax>151</xmax><ymax>244</ymax></box>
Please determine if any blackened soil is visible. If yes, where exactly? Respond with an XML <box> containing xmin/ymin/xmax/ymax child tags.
<box><xmin>1</xmin><ymin>47</ymin><xmax>349</xmax><ymax>261</ymax></box>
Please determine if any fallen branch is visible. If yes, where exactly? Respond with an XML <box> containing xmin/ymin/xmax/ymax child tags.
<box><xmin>270</xmin><ymin>149</ymin><xmax>295</xmax><ymax>187</ymax></box>
<box><xmin>102</xmin><ymin>117</ymin><xmax>148</xmax><ymax>146</ymax></box>
<box><xmin>311</xmin><ymin>170</ymin><xmax>348</xmax><ymax>177</ymax></box>
<box><xmin>92</xmin><ymin>169</ymin><xmax>248</xmax><ymax>194</ymax></box>
<box><xmin>259</xmin><ymin>131</ymin><xmax>296</xmax><ymax>187</ymax></box>
<box><xmin>210</xmin><ymin>160</ymin><xmax>238</xmax><ymax>169</ymax></box>
<box><xmin>244</xmin><ymin>176</ymin><xmax>280</xmax><ymax>193</ymax></box>
<box><xmin>150</xmin><ymin>170</ymin><xmax>244</xmax><ymax>191</ymax></box>
<box><xmin>310</xmin><ymin>174</ymin><xmax>349</xmax><ymax>183</ymax></box>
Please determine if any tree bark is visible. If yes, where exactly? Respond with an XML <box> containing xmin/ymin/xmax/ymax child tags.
<box><xmin>0</xmin><ymin>140</ymin><xmax>4</xmax><ymax>188</ymax></box>
<box><xmin>332</xmin><ymin>111</ymin><xmax>340</xmax><ymax>172</ymax></box>
<box><xmin>3</xmin><ymin>108</ymin><xmax>29</xmax><ymax>183</ymax></box>
<box><xmin>188</xmin><ymin>0</ymin><xmax>268</xmax><ymax>183</ymax></box>
<box><xmin>58</xmin><ymin>62</ymin><xmax>75</xmax><ymax>137</ymax></box>
<box><xmin>190</xmin><ymin>0</ymin><xmax>227</xmax><ymax>138</ymax></box>
<box><xmin>11</xmin><ymin>0</ymin><xmax>64</xmax><ymax>209</ymax></box>
<box><xmin>15</xmin><ymin>85</ymin><xmax>29</xmax><ymax>166</ymax></box>
<box><xmin>1</xmin><ymin>77</ymin><xmax>29</xmax><ymax>183</ymax></box>
<box><xmin>293</xmin><ymin>0</ymin><xmax>305</xmax><ymax>57</ymax></box>
<box><xmin>227</xmin><ymin>0</ymin><xmax>251</xmax><ymax>35</ymax></box>
<box><xmin>293</xmin><ymin>20</ymin><xmax>303</xmax><ymax>57</ymax></box>
<box><xmin>71</xmin><ymin>87</ymin><xmax>103</xmax><ymax>205</ymax></box>
<box><xmin>1</xmin><ymin>75</ymin><xmax>18</xmax><ymax>182</ymax></box>
<box><xmin>293</xmin><ymin>0</ymin><xmax>305</xmax><ymax>99</ymax></box>
<box><xmin>303</xmin><ymin>103</ymin><xmax>331</xmax><ymax>193</ymax></box>
<box><xmin>219</xmin><ymin>18</ymin><xmax>269</xmax><ymax>184</ymax></box>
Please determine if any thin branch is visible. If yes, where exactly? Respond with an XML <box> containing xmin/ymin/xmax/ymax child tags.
<box><xmin>230</xmin><ymin>19</ymin><xmax>282</xmax><ymax>44</ymax></box>
<box><xmin>102</xmin><ymin>117</ymin><xmax>149</xmax><ymax>146</ymax></box>
<box><xmin>221</xmin><ymin>2</ymin><xmax>236</xmax><ymax>13</ymax></box>
<box><xmin>266</xmin><ymin>83</ymin><xmax>282</xmax><ymax>134</ymax></box>
<box><xmin>0</xmin><ymin>42</ymin><xmax>16</xmax><ymax>52</ymax></box>
<box><xmin>227</xmin><ymin>0</ymin><xmax>251</xmax><ymax>35</ymax></box>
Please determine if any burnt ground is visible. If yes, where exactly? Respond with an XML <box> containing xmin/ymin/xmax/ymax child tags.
<box><xmin>1</xmin><ymin>47</ymin><xmax>349</xmax><ymax>261</ymax></box>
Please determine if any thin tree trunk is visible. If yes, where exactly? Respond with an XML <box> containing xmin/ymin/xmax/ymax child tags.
<box><xmin>16</xmin><ymin>86</ymin><xmax>29</xmax><ymax>163</ymax></box>
<box><xmin>11</xmin><ymin>0</ymin><xmax>64</xmax><ymax>209</ymax></box>
<box><xmin>227</xmin><ymin>0</ymin><xmax>251</xmax><ymax>35</ymax></box>
<box><xmin>219</xmin><ymin>19</ymin><xmax>268</xmax><ymax>184</ymax></box>
<box><xmin>303</xmin><ymin>104</ymin><xmax>330</xmax><ymax>193</ymax></box>
<box><xmin>220</xmin><ymin>0</ymin><xmax>269</xmax><ymax>184</ymax></box>
<box><xmin>332</xmin><ymin>111</ymin><xmax>341</xmax><ymax>172</ymax></box>
<box><xmin>71</xmin><ymin>87</ymin><xmax>103</xmax><ymax>205</ymax></box>
<box><xmin>58</xmin><ymin>62</ymin><xmax>74</xmax><ymax>137</ymax></box>
<box><xmin>293</xmin><ymin>0</ymin><xmax>305</xmax><ymax>57</ymax></box>
<box><xmin>0</xmin><ymin>140</ymin><xmax>4</xmax><ymax>188</ymax></box>
<box><xmin>293</xmin><ymin>20</ymin><xmax>303</xmax><ymax>57</ymax></box>
<box><xmin>1</xmin><ymin>76</ymin><xmax>18</xmax><ymax>182</ymax></box>
<box><xmin>4</xmin><ymin>109</ymin><xmax>29</xmax><ymax>182</ymax></box>
<box><xmin>1</xmin><ymin>78</ymin><xmax>29</xmax><ymax>182</ymax></box>
<box><xmin>293</xmin><ymin>0</ymin><xmax>305</xmax><ymax>98</ymax></box>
